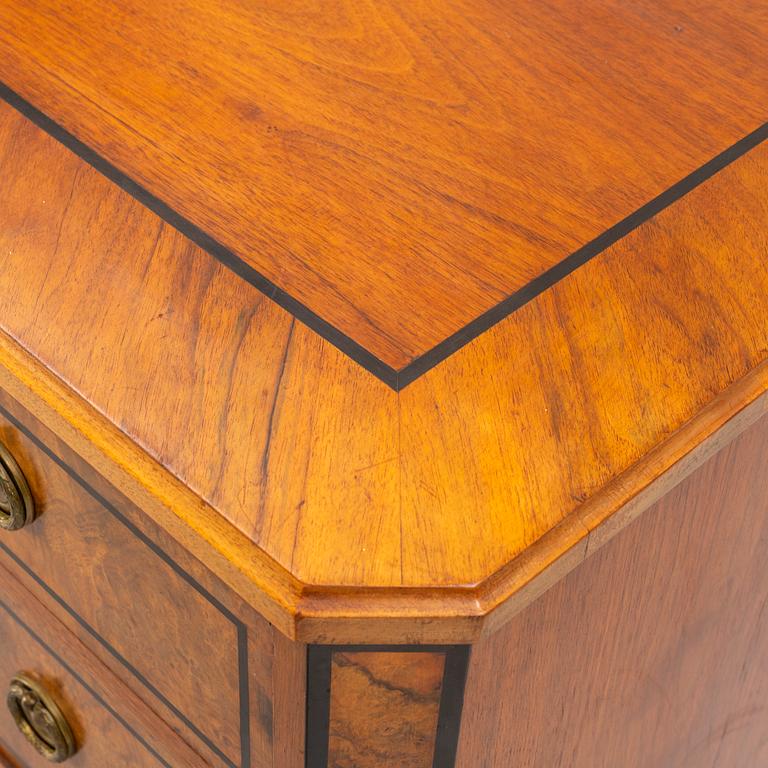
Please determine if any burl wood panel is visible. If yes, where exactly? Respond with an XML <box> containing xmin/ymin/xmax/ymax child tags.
<box><xmin>0</xmin><ymin>601</ymin><xmax>163</xmax><ymax>767</ymax></box>
<box><xmin>1</xmin><ymin>1</ymin><xmax>767</xmax><ymax>365</ymax></box>
<box><xmin>328</xmin><ymin>651</ymin><xmax>445</xmax><ymax>768</ymax></box>
<box><xmin>0</xmin><ymin>404</ymin><xmax>243</xmax><ymax>765</ymax></box>
<box><xmin>1</xmin><ymin>91</ymin><xmax>768</xmax><ymax>644</ymax></box>
<box><xmin>457</xmin><ymin>413</ymin><xmax>768</xmax><ymax>767</ymax></box>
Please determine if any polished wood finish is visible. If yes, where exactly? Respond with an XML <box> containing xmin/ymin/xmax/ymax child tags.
<box><xmin>1</xmin><ymin>1</ymin><xmax>766</xmax><ymax>367</ymax></box>
<box><xmin>1</xmin><ymin>100</ymin><xmax>767</xmax><ymax>642</ymax></box>
<box><xmin>327</xmin><ymin>651</ymin><xmax>445</xmax><ymax>768</ymax></box>
<box><xmin>271</xmin><ymin>634</ymin><xmax>306</xmax><ymax>768</ymax></box>
<box><xmin>0</xmin><ymin>611</ymin><xmax>158</xmax><ymax>767</ymax></box>
<box><xmin>0</xmin><ymin>564</ymin><xmax>207</xmax><ymax>768</ymax></box>
<box><xmin>0</xmin><ymin>390</ymin><xmax>307</xmax><ymax>768</ymax></box>
<box><xmin>0</xmin><ymin>401</ymin><xmax>245</xmax><ymax>766</ymax></box>
<box><xmin>457</xmin><ymin>412</ymin><xmax>768</xmax><ymax>767</ymax></box>
<box><xmin>1</xmin><ymin>2</ymin><xmax>767</xmax><ymax>765</ymax></box>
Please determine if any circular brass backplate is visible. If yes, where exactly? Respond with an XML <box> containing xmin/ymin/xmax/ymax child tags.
<box><xmin>7</xmin><ymin>675</ymin><xmax>76</xmax><ymax>762</ymax></box>
<box><xmin>0</xmin><ymin>442</ymin><xmax>35</xmax><ymax>531</ymax></box>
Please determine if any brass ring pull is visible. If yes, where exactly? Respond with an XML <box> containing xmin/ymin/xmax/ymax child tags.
<box><xmin>0</xmin><ymin>441</ymin><xmax>35</xmax><ymax>531</ymax></box>
<box><xmin>7</xmin><ymin>675</ymin><xmax>76</xmax><ymax>762</ymax></box>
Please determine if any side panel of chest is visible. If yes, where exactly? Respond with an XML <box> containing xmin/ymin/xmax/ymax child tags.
<box><xmin>457</xmin><ymin>411</ymin><xmax>768</xmax><ymax>767</ymax></box>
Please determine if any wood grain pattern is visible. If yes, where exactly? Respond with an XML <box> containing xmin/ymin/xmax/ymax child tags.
<box><xmin>328</xmin><ymin>651</ymin><xmax>445</xmax><ymax>768</ymax></box>
<box><xmin>0</xmin><ymin>746</ymin><xmax>18</xmax><ymax>768</ymax></box>
<box><xmin>0</xmin><ymin>566</ymin><xmax>197</xmax><ymax>768</ymax></box>
<box><xmin>0</xmin><ymin>391</ymin><xmax>303</xmax><ymax>768</ymax></box>
<box><xmin>0</xmin><ymin>561</ymin><xmax>215</xmax><ymax>768</ymax></box>
<box><xmin>1</xmin><ymin>0</ymin><xmax>766</xmax><ymax>367</ymax></box>
<box><xmin>0</xmin><ymin>389</ymin><xmax>315</xmax><ymax>768</ymax></box>
<box><xmin>0</xmin><ymin>402</ymin><xmax>244</xmax><ymax>767</ymax></box>
<box><xmin>456</xmin><ymin>411</ymin><xmax>768</xmax><ymax>767</ymax></box>
<box><xmin>271</xmin><ymin>633</ymin><xmax>306</xmax><ymax>768</ymax></box>
<box><xmin>0</xmin><ymin>90</ymin><xmax>767</xmax><ymax>641</ymax></box>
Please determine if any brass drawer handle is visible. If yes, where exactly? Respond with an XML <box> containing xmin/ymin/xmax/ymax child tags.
<box><xmin>0</xmin><ymin>442</ymin><xmax>35</xmax><ymax>531</ymax></box>
<box><xmin>7</xmin><ymin>675</ymin><xmax>76</xmax><ymax>762</ymax></box>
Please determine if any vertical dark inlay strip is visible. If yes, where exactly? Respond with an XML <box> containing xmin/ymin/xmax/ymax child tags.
<box><xmin>237</xmin><ymin>624</ymin><xmax>251</xmax><ymax>768</ymax></box>
<box><xmin>433</xmin><ymin>646</ymin><xmax>471</xmax><ymax>768</ymax></box>
<box><xmin>306</xmin><ymin>646</ymin><xmax>333</xmax><ymax>767</ymax></box>
<box><xmin>306</xmin><ymin>645</ymin><xmax>470</xmax><ymax>768</ymax></box>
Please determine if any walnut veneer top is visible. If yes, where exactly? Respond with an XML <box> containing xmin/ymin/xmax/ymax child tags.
<box><xmin>0</xmin><ymin>0</ymin><xmax>766</xmax><ymax>641</ymax></box>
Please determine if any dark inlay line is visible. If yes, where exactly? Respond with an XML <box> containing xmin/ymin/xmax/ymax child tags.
<box><xmin>0</xmin><ymin>82</ymin><xmax>400</xmax><ymax>390</ymax></box>
<box><xmin>433</xmin><ymin>645</ymin><xmax>471</xmax><ymax>768</ymax></box>
<box><xmin>0</xmin><ymin>596</ymin><xmax>173</xmax><ymax>768</ymax></box>
<box><xmin>396</xmin><ymin>120</ymin><xmax>768</xmax><ymax>387</ymax></box>
<box><xmin>1</xmin><ymin>82</ymin><xmax>766</xmax><ymax>390</ymax></box>
<box><xmin>0</xmin><ymin>402</ymin><xmax>251</xmax><ymax>768</ymax></box>
<box><xmin>305</xmin><ymin>644</ymin><xmax>471</xmax><ymax>768</ymax></box>
<box><xmin>305</xmin><ymin>646</ymin><xmax>333</xmax><ymax>768</ymax></box>
<box><xmin>0</xmin><ymin>600</ymin><xmax>172</xmax><ymax>768</ymax></box>
<box><xmin>237</xmin><ymin>624</ymin><xmax>252</xmax><ymax>768</ymax></box>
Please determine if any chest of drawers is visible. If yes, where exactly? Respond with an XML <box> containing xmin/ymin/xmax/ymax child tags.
<box><xmin>0</xmin><ymin>2</ymin><xmax>766</xmax><ymax>766</ymax></box>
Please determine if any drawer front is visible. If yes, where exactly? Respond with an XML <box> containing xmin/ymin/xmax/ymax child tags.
<box><xmin>0</xmin><ymin>400</ymin><xmax>248</xmax><ymax>767</ymax></box>
<box><xmin>0</xmin><ymin>593</ymin><xmax>164</xmax><ymax>767</ymax></box>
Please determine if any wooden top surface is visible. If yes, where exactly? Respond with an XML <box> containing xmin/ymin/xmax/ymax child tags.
<box><xmin>0</xmin><ymin>0</ymin><xmax>766</xmax><ymax>382</ymax></box>
<box><xmin>2</xmin><ymin>95</ymin><xmax>768</xmax><ymax>641</ymax></box>
<box><xmin>0</xmin><ymin>3</ymin><xmax>767</xmax><ymax>642</ymax></box>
